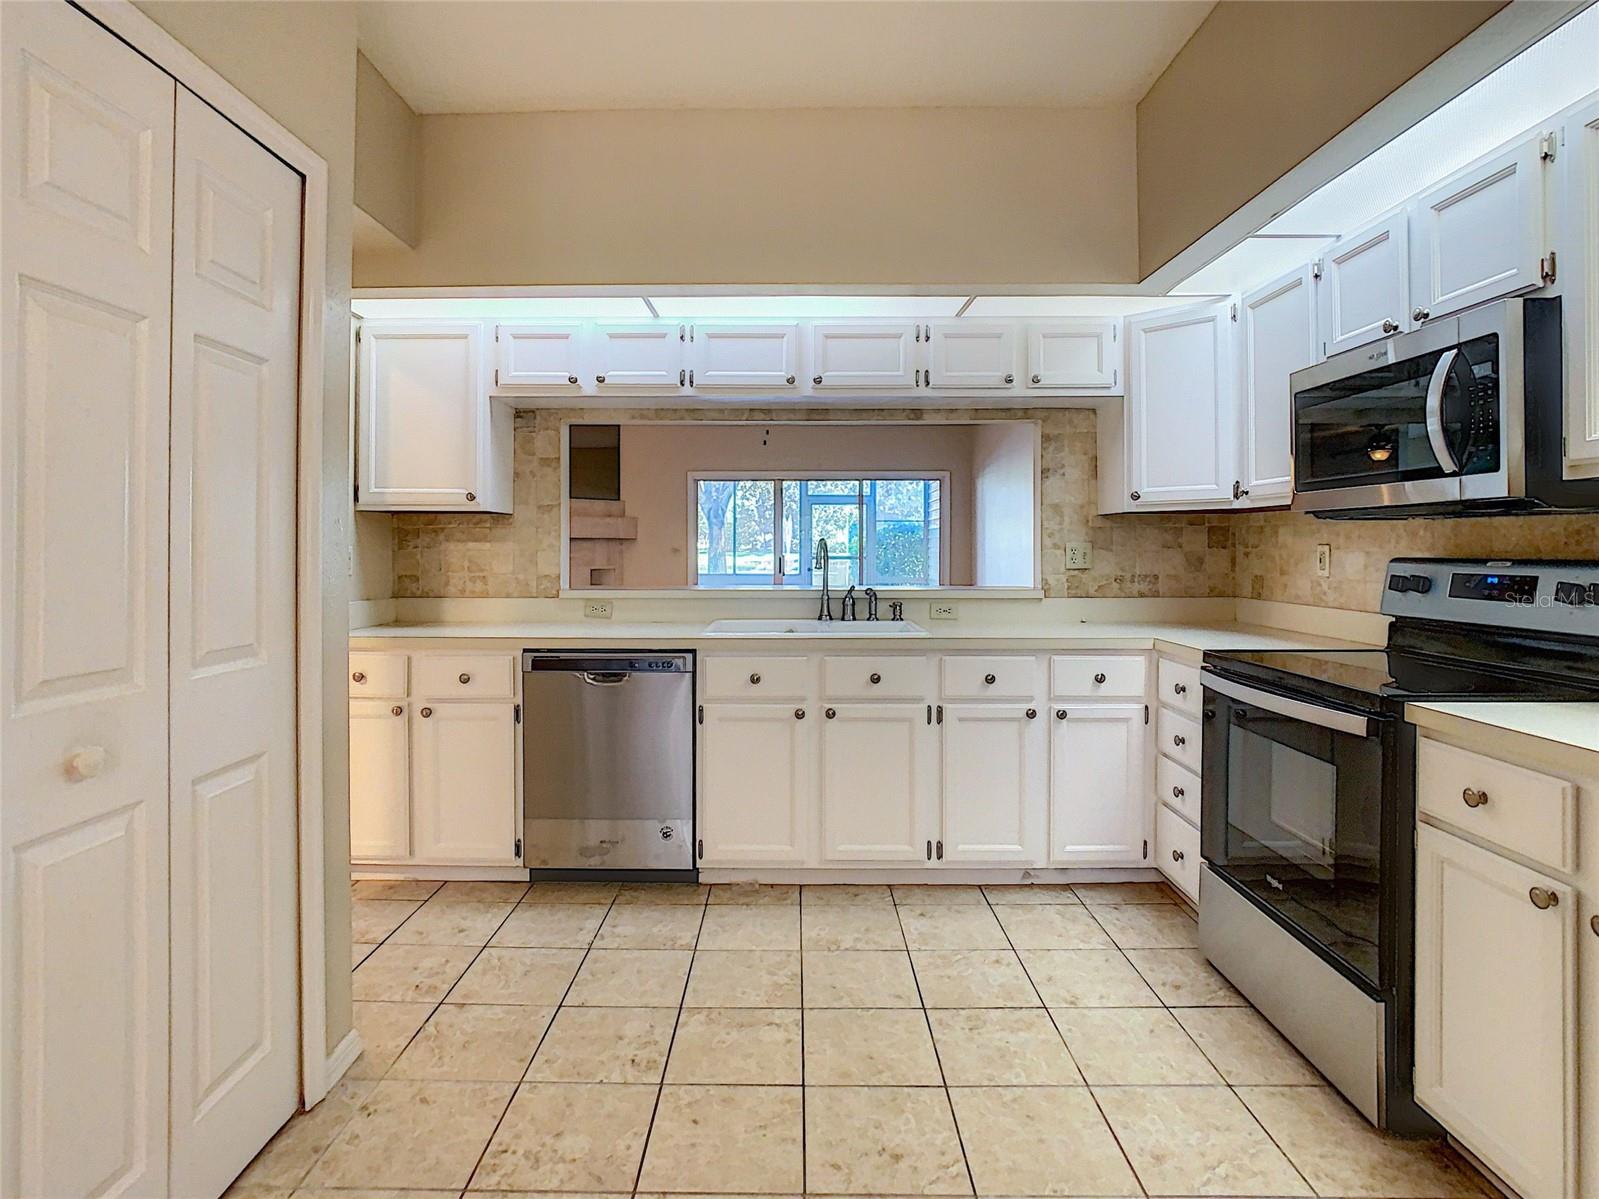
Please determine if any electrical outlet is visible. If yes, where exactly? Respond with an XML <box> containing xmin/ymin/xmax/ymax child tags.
<box><xmin>583</xmin><ymin>599</ymin><xmax>613</xmax><ymax>619</ymax></box>
<box><xmin>1065</xmin><ymin>542</ymin><xmax>1092</xmax><ymax>570</ymax></box>
<box><xmin>1315</xmin><ymin>544</ymin><xmax>1332</xmax><ymax>578</ymax></box>
<box><xmin>929</xmin><ymin>602</ymin><xmax>958</xmax><ymax>620</ymax></box>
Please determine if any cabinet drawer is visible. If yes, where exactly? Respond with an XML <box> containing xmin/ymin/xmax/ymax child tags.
<box><xmin>350</xmin><ymin>651</ymin><xmax>407</xmax><ymax>698</ymax></box>
<box><xmin>942</xmin><ymin>655</ymin><xmax>1039</xmax><ymax>700</ymax></box>
<box><xmin>1158</xmin><ymin>657</ymin><xmax>1202</xmax><ymax>717</ymax></box>
<box><xmin>702</xmin><ymin>655</ymin><xmax>810</xmax><ymax>701</ymax></box>
<box><xmin>1417</xmin><ymin>736</ymin><xmax>1577</xmax><ymax>873</ymax></box>
<box><xmin>1156</xmin><ymin>802</ymin><xmax>1200</xmax><ymax>902</ymax></box>
<box><xmin>412</xmin><ymin>653</ymin><xmax>517</xmax><ymax>699</ymax></box>
<box><xmin>822</xmin><ymin>655</ymin><xmax>929</xmax><ymax>700</ymax></box>
<box><xmin>1051</xmin><ymin>654</ymin><xmax>1146</xmax><ymax>699</ymax></box>
<box><xmin>1158</xmin><ymin>708</ymin><xmax>1202</xmax><ymax>773</ymax></box>
<box><xmin>1157</xmin><ymin>754</ymin><xmax>1201</xmax><ymax>826</ymax></box>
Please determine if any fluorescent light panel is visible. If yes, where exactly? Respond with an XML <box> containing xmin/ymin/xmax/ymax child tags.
<box><xmin>646</xmin><ymin>295</ymin><xmax>966</xmax><ymax>318</ymax></box>
<box><xmin>1172</xmin><ymin>236</ymin><xmax>1337</xmax><ymax>297</ymax></box>
<box><xmin>351</xmin><ymin>296</ymin><xmax>654</xmax><ymax>319</ymax></box>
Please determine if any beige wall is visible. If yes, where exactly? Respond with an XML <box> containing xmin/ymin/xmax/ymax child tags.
<box><xmin>354</xmin><ymin>106</ymin><xmax>1137</xmax><ymax>287</ymax></box>
<box><xmin>392</xmin><ymin>409</ymin><xmax>1238</xmax><ymax>601</ymax></box>
<box><xmin>355</xmin><ymin>51</ymin><xmax>420</xmax><ymax>247</ymax></box>
<box><xmin>1136</xmin><ymin>0</ymin><xmax>1505</xmax><ymax>277</ymax></box>
<box><xmin>611</xmin><ymin>422</ymin><xmax>980</xmax><ymax>587</ymax></box>
<box><xmin>134</xmin><ymin>0</ymin><xmax>357</xmax><ymax>1055</ymax></box>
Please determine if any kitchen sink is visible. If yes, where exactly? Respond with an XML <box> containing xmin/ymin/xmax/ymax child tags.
<box><xmin>703</xmin><ymin>618</ymin><xmax>929</xmax><ymax>637</ymax></box>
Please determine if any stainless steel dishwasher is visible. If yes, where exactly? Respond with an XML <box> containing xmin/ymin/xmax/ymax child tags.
<box><xmin>521</xmin><ymin>650</ymin><xmax>695</xmax><ymax>875</ymax></box>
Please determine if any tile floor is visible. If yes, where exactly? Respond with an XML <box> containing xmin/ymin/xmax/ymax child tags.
<box><xmin>230</xmin><ymin>879</ymin><xmax>1493</xmax><ymax>1199</ymax></box>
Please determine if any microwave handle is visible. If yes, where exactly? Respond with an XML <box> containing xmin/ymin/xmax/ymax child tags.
<box><xmin>1204</xmin><ymin>673</ymin><xmax>1372</xmax><ymax>737</ymax></box>
<box><xmin>1425</xmin><ymin>348</ymin><xmax>1462</xmax><ymax>475</ymax></box>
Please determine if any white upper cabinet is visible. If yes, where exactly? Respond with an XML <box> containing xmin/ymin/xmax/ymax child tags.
<box><xmin>810</xmin><ymin>323</ymin><xmax>919</xmax><ymax>389</ymax></box>
<box><xmin>1026</xmin><ymin>320</ymin><xmax>1119</xmax><ymax>391</ymax></box>
<box><xmin>594</xmin><ymin>323</ymin><xmax>685</xmax><ymax>388</ymax></box>
<box><xmin>358</xmin><ymin>321</ymin><xmax>512</xmax><ymax>512</ymax></box>
<box><xmin>1050</xmin><ymin>704</ymin><xmax>1147</xmax><ymax>866</ymax></box>
<box><xmin>1561</xmin><ymin>97</ymin><xmax>1599</xmax><ymax>475</ymax></box>
<box><xmin>495</xmin><ymin>323</ymin><xmax>583</xmax><ymax>389</ymax></box>
<box><xmin>690</xmin><ymin>323</ymin><xmax>799</xmax><ymax>389</ymax></box>
<box><xmin>926</xmin><ymin>322</ymin><xmax>1016</xmax><ymax>389</ymax></box>
<box><xmin>1409</xmin><ymin>135</ymin><xmax>1548</xmax><ymax>324</ymax></box>
<box><xmin>1125</xmin><ymin>301</ymin><xmax>1236</xmax><ymax>506</ymax></box>
<box><xmin>1320</xmin><ymin>212</ymin><xmax>1410</xmax><ymax>356</ymax></box>
<box><xmin>1238</xmin><ymin>265</ymin><xmax>1316</xmax><ymax>504</ymax></box>
<box><xmin>939</xmin><ymin>704</ymin><xmax>1045</xmax><ymax>863</ymax></box>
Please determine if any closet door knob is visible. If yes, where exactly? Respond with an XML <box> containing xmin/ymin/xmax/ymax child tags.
<box><xmin>63</xmin><ymin>746</ymin><xmax>106</xmax><ymax>782</ymax></box>
<box><xmin>391</xmin><ymin>705</ymin><xmax>404</xmax><ymax>716</ymax></box>
<box><xmin>352</xmin><ymin>671</ymin><xmax>366</xmax><ymax>683</ymax></box>
<box><xmin>420</xmin><ymin>707</ymin><xmax>433</xmax><ymax>718</ymax></box>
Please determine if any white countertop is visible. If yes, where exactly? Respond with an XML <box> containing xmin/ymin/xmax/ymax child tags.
<box><xmin>1407</xmin><ymin>701</ymin><xmax>1599</xmax><ymax>757</ymax></box>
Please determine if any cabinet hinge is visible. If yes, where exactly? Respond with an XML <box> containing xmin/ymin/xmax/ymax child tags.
<box><xmin>494</xmin><ymin>327</ymin><xmax>500</xmax><ymax>342</ymax></box>
<box><xmin>679</xmin><ymin>324</ymin><xmax>686</xmax><ymax>341</ymax></box>
<box><xmin>1539</xmin><ymin>132</ymin><xmax>1558</xmax><ymax>163</ymax></box>
<box><xmin>514</xmin><ymin>703</ymin><xmax>521</xmax><ymax>724</ymax></box>
<box><xmin>696</xmin><ymin>838</ymin><xmax>704</xmax><ymax>860</ymax></box>
<box><xmin>494</xmin><ymin>368</ymin><xmax>500</xmax><ymax>387</ymax></box>
<box><xmin>926</xmin><ymin>704</ymin><xmax>932</xmax><ymax>725</ymax></box>
<box><xmin>1229</xmin><ymin>302</ymin><xmax>1238</xmax><ymax>322</ymax></box>
<box><xmin>515</xmin><ymin>837</ymin><xmax>523</xmax><ymax>858</ymax></box>
<box><xmin>353</xmin><ymin>482</ymin><xmax>359</xmax><ymax>503</ymax></box>
<box><xmin>1310</xmin><ymin>259</ymin><xmax>1323</xmax><ymax>281</ymax></box>
<box><xmin>1142</xmin><ymin>839</ymin><xmax>1148</xmax><ymax>860</ymax></box>
<box><xmin>935</xmin><ymin>704</ymin><xmax>943</xmax><ymax>724</ymax></box>
<box><xmin>1144</xmin><ymin>705</ymin><xmax>1149</xmax><ymax>725</ymax></box>
<box><xmin>1540</xmin><ymin>252</ymin><xmax>1557</xmax><ymax>285</ymax></box>
<box><xmin>697</xmin><ymin>704</ymin><xmax>704</xmax><ymax>725</ymax></box>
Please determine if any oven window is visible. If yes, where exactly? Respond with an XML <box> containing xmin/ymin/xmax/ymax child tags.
<box><xmin>1293</xmin><ymin>333</ymin><xmax>1499</xmax><ymax>492</ymax></box>
<box><xmin>1212</xmin><ymin>702</ymin><xmax>1385</xmax><ymax>986</ymax></box>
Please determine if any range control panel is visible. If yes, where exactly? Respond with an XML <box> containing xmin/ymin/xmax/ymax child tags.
<box><xmin>1380</xmin><ymin>559</ymin><xmax>1599</xmax><ymax>634</ymax></box>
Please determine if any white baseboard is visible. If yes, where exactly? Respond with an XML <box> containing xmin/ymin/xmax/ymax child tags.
<box><xmin>698</xmin><ymin>866</ymin><xmax>1166</xmax><ymax>884</ymax></box>
<box><xmin>352</xmin><ymin>863</ymin><xmax>529</xmax><ymax>881</ymax></box>
<box><xmin>315</xmin><ymin>1028</ymin><xmax>363</xmax><ymax>1106</ymax></box>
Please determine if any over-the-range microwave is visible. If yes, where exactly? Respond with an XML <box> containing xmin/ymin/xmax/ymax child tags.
<box><xmin>1290</xmin><ymin>297</ymin><xmax>1599</xmax><ymax>518</ymax></box>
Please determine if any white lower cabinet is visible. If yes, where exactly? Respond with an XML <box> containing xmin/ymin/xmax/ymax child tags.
<box><xmin>698</xmin><ymin>702</ymin><xmax>811</xmax><ymax>864</ymax></box>
<box><xmin>820</xmin><ymin>702</ymin><xmax>935</xmax><ymax>862</ymax></box>
<box><xmin>1050</xmin><ymin>703</ymin><xmax>1148</xmax><ymax>865</ymax></box>
<box><xmin>1155</xmin><ymin>800</ymin><xmax>1200</xmax><ymax>902</ymax></box>
<box><xmin>941</xmin><ymin>704</ymin><xmax>1046</xmax><ymax>862</ymax></box>
<box><xmin>348</xmin><ymin>651</ymin><xmax>521</xmax><ymax>870</ymax></box>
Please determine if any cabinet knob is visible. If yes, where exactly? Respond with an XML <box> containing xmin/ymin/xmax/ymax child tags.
<box><xmin>63</xmin><ymin>745</ymin><xmax>106</xmax><ymax>783</ymax></box>
<box><xmin>465</xmin><ymin>491</ymin><xmax>476</xmax><ymax>502</ymax></box>
<box><xmin>420</xmin><ymin>706</ymin><xmax>433</xmax><ymax>718</ymax></box>
<box><xmin>352</xmin><ymin>671</ymin><xmax>366</xmax><ymax>683</ymax></box>
<box><xmin>984</xmin><ymin>673</ymin><xmax>997</xmax><ymax>685</ymax></box>
<box><xmin>1056</xmin><ymin>709</ymin><xmax>1067</xmax><ymax>719</ymax></box>
<box><xmin>1173</xmin><ymin>785</ymin><xmax>1185</xmax><ymax>798</ymax></box>
<box><xmin>749</xmin><ymin>672</ymin><xmax>761</xmax><ymax>685</ymax></box>
<box><xmin>1026</xmin><ymin>708</ymin><xmax>1037</xmax><ymax>720</ymax></box>
<box><xmin>1129</xmin><ymin>490</ymin><xmax>1141</xmax><ymax>501</ymax></box>
<box><xmin>1094</xmin><ymin>672</ymin><xmax>1107</xmax><ymax>684</ymax></box>
<box><xmin>1381</xmin><ymin>318</ymin><xmax>1399</xmax><ymax>334</ymax></box>
<box><xmin>1003</xmin><ymin>373</ymin><xmax>1014</xmax><ymax>384</ymax></box>
<box><xmin>825</xmin><ymin>707</ymin><xmax>836</xmax><ymax>719</ymax></box>
<box><xmin>1173</xmin><ymin>734</ymin><xmax>1186</xmax><ymax>747</ymax></box>
<box><xmin>1461</xmin><ymin>786</ymin><xmax>1489</xmax><ymax>808</ymax></box>
<box><xmin>459</xmin><ymin>672</ymin><xmax>471</xmax><ymax>685</ymax></box>
<box><xmin>786</xmin><ymin>375</ymin><xmax>796</xmax><ymax>385</ymax></box>
<box><xmin>1530</xmin><ymin>887</ymin><xmax>1559</xmax><ymax>910</ymax></box>
<box><xmin>869</xmin><ymin>672</ymin><xmax>882</xmax><ymax>685</ymax></box>
<box><xmin>1174</xmin><ymin>683</ymin><xmax>1187</xmax><ymax>696</ymax></box>
<box><xmin>391</xmin><ymin>705</ymin><xmax>404</xmax><ymax>716</ymax></box>
<box><xmin>1412</xmin><ymin>307</ymin><xmax>1430</xmax><ymax>322</ymax></box>
<box><xmin>794</xmin><ymin>708</ymin><xmax>805</xmax><ymax>720</ymax></box>
<box><xmin>813</xmin><ymin>375</ymin><xmax>823</xmax><ymax>385</ymax></box>
<box><xmin>567</xmin><ymin>374</ymin><xmax>579</xmax><ymax>384</ymax></box>
<box><xmin>1172</xmin><ymin>849</ymin><xmax>1185</xmax><ymax>863</ymax></box>
<box><xmin>1031</xmin><ymin>373</ymin><xmax>1042</xmax><ymax>384</ymax></box>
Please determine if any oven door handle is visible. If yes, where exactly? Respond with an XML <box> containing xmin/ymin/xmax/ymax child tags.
<box><xmin>1204</xmin><ymin>674</ymin><xmax>1372</xmax><ymax>737</ymax></box>
<box><xmin>1424</xmin><ymin>348</ymin><xmax>1462</xmax><ymax>475</ymax></box>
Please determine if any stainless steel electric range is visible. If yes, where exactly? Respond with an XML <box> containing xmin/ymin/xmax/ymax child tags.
<box><xmin>1198</xmin><ymin>558</ymin><xmax>1599</xmax><ymax>1134</ymax></box>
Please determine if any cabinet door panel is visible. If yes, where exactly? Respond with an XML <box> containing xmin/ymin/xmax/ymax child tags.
<box><xmin>1561</xmin><ymin>98</ymin><xmax>1599</xmax><ymax>473</ymax></box>
<box><xmin>411</xmin><ymin>702</ymin><xmax>518</xmax><ymax>865</ymax></box>
<box><xmin>942</xmin><ymin>705</ymin><xmax>1045</xmax><ymax>863</ymax></box>
<box><xmin>699</xmin><ymin>704</ymin><xmax>810</xmax><ymax>864</ymax></box>
<box><xmin>811</xmin><ymin>323</ymin><xmax>917</xmax><ymax>389</ymax></box>
<box><xmin>350</xmin><ymin>699</ymin><xmax>411</xmax><ymax>861</ymax></box>
<box><xmin>1126</xmin><ymin>302</ymin><xmax>1235</xmax><ymax>505</ymax></box>
<box><xmin>1050</xmin><ymin>704</ymin><xmax>1146</xmax><ymax>866</ymax></box>
<box><xmin>1410</xmin><ymin>136</ymin><xmax>1545</xmax><ymax>323</ymax></box>
<box><xmin>692</xmin><ymin>324</ymin><xmax>798</xmax><ymax>389</ymax></box>
<box><xmin>358</xmin><ymin>321</ymin><xmax>483</xmax><ymax>508</ymax></box>
<box><xmin>927</xmin><ymin>323</ymin><xmax>1015</xmax><ymax>389</ymax></box>
<box><xmin>1320</xmin><ymin>215</ymin><xmax>1409</xmax><ymax>356</ymax></box>
<box><xmin>820</xmin><ymin>704</ymin><xmax>932</xmax><ymax>861</ymax></box>
<box><xmin>1155</xmin><ymin>802</ymin><xmax>1199</xmax><ymax>902</ymax></box>
<box><xmin>1026</xmin><ymin>321</ymin><xmax>1118</xmax><ymax>390</ymax></box>
<box><xmin>496</xmin><ymin>323</ymin><xmax>583</xmax><ymax>389</ymax></box>
<box><xmin>594</xmin><ymin>323</ymin><xmax>683</xmax><ymax>388</ymax></box>
<box><xmin>1414</xmin><ymin>824</ymin><xmax>1574</xmax><ymax>1199</ymax></box>
<box><xmin>1239</xmin><ymin>266</ymin><xmax>1315</xmax><ymax>503</ymax></box>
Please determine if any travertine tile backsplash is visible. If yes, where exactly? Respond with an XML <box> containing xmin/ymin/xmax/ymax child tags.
<box><xmin>388</xmin><ymin>409</ymin><xmax>1598</xmax><ymax>612</ymax></box>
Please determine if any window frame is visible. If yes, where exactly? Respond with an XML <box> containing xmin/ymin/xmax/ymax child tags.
<box><xmin>688</xmin><ymin>470</ymin><xmax>951</xmax><ymax>589</ymax></box>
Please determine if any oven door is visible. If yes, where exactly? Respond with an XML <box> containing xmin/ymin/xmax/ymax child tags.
<box><xmin>1201</xmin><ymin>672</ymin><xmax>1390</xmax><ymax>991</ymax></box>
<box><xmin>1290</xmin><ymin>315</ymin><xmax>1506</xmax><ymax>513</ymax></box>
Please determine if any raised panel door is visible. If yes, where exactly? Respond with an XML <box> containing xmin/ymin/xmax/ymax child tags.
<box><xmin>1026</xmin><ymin>321</ymin><xmax>1119</xmax><ymax>390</ymax></box>
<box><xmin>1321</xmin><ymin>214</ymin><xmax>1409</xmax><ymax>355</ymax></box>
<box><xmin>1414</xmin><ymin>823</ymin><xmax>1574</xmax><ymax>1199</ymax></box>
<box><xmin>941</xmin><ymin>704</ymin><xmax>1045</xmax><ymax>863</ymax></box>
<box><xmin>412</xmin><ymin>702</ymin><xmax>519</xmax><ymax>865</ymax></box>
<box><xmin>691</xmin><ymin>324</ymin><xmax>798</xmax><ymax>389</ymax></box>
<box><xmin>1562</xmin><ymin>98</ymin><xmax>1599</xmax><ymax>474</ymax></box>
<box><xmin>350</xmin><ymin>700</ymin><xmax>412</xmax><ymax>862</ymax></box>
<box><xmin>810</xmin><ymin>323</ymin><xmax>918</xmax><ymax>389</ymax></box>
<box><xmin>927</xmin><ymin>323</ymin><xmax>1015</xmax><ymax>389</ymax></box>
<box><xmin>358</xmin><ymin>321</ymin><xmax>483</xmax><ymax>508</ymax></box>
<box><xmin>1239</xmin><ymin>266</ymin><xmax>1316</xmax><ymax>504</ymax></box>
<box><xmin>496</xmin><ymin>323</ymin><xmax>583</xmax><ymax>389</ymax></box>
<box><xmin>0</xmin><ymin>6</ymin><xmax>175</xmax><ymax>1196</ymax></box>
<box><xmin>594</xmin><ymin>323</ymin><xmax>683</xmax><ymax>388</ymax></box>
<box><xmin>1126</xmin><ymin>302</ymin><xmax>1235</xmax><ymax>505</ymax></box>
<box><xmin>820</xmin><ymin>704</ymin><xmax>932</xmax><ymax>861</ymax></box>
<box><xmin>1049</xmin><ymin>704</ymin><xmax>1147</xmax><ymax>866</ymax></box>
<box><xmin>698</xmin><ymin>703</ymin><xmax>811</xmax><ymax>864</ymax></box>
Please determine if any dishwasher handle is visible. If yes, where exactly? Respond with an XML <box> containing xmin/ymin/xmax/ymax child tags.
<box><xmin>580</xmin><ymin>671</ymin><xmax>629</xmax><ymax>686</ymax></box>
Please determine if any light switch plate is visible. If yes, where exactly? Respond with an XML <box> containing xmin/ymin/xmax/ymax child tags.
<box><xmin>929</xmin><ymin>602</ymin><xmax>958</xmax><ymax>620</ymax></box>
<box><xmin>584</xmin><ymin>599</ymin><xmax>613</xmax><ymax>619</ymax></box>
<box><xmin>1066</xmin><ymin>542</ymin><xmax>1092</xmax><ymax>570</ymax></box>
<box><xmin>1315</xmin><ymin>544</ymin><xmax>1332</xmax><ymax>578</ymax></box>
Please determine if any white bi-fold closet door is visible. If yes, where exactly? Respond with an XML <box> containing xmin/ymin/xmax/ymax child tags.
<box><xmin>1</xmin><ymin>4</ymin><xmax>302</xmax><ymax>1198</ymax></box>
